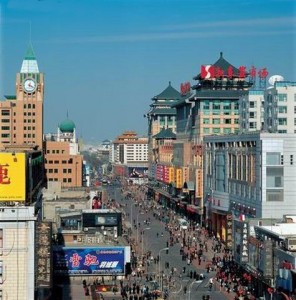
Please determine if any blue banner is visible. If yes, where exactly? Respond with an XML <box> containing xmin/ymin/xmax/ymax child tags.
<box><xmin>53</xmin><ymin>247</ymin><xmax>125</xmax><ymax>275</ymax></box>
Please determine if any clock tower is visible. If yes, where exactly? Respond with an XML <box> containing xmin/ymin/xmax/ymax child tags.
<box><xmin>0</xmin><ymin>44</ymin><xmax>44</xmax><ymax>150</ymax></box>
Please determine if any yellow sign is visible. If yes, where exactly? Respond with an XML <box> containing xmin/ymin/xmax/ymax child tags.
<box><xmin>169</xmin><ymin>167</ymin><xmax>175</xmax><ymax>183</ymax></box>
<box><xmin>176</xmin><ymin>169</ymin><xmax>183</xmax><ymax>189</ymax></box>
<box><xmin>0</xmin><ymin>153</ymin><xmax>26</xmax><ymax>201</ymax></box>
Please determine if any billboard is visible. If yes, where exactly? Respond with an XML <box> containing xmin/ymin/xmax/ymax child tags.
<box><xmin>128</xmin><ymin>167</ymin><xmax>148</xmax><ymax>178</ymax></box>
<box><xmin>0</xmin><ymin>153</ymin><xmax>26</xmax><ymax>201</ymax></box>
<box><xmin>53</xmin><ymin>247</ymin><xmax>125</xmax><ymax>276</ymax></box>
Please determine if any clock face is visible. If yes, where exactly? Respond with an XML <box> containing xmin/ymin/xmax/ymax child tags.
<box><xmin>23</xmin><ymin>79</ymin><xmax>36</xmax><ymax>93</ymax></box>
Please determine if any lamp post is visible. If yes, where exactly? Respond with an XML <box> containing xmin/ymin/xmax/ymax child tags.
<box><xmin>130</xmin><ymin>202</ymin><xmax>136</xmax><ymax>231</ymax></box>
<box><xmin>136</xmin><ymin>212</ymin><xmax>144</xmax><ymax>244</ymax></box>
<box><xmin>141</xmin><ymin>227</ymin><xmax>151</xmax><ymax>258</ymax></box>
<box><xmin>188</xmin><ymin>279</ymin><xmax>203</xmax><ymax>300</ymax></box>
<box><xmin>158</xmin><ymin>247</ymin><xmax>169</xmax><ymax>293</ymax></box>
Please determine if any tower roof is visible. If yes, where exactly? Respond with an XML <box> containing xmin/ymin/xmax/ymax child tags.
<box><xmin>152</xmin><ymin>82</ymin><xmax>182</xmax><ymax>101</ymax></box>
<box><xmin>153</xmin><ymin>127</ymin><xmax>176</xmax><ymax>140</ymax></box>
<box><xmin>193</xmin><ymin>52</ymin><xmax>240</xmax><ymax>80</ymax></box>
<box><xmin>59</xmin><ymin>118</ymin><xmax>76</xmax><ymax>133</ymax></box>
<box><xmin>20</xmin><ymin>44</ymin><xmax>39</xmax><ymax>73</ymax></box>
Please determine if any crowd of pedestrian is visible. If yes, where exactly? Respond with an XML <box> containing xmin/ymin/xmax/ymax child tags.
<box><xmin>113</xmin><ymin>180</ymin><xmax>259</xmax><ymax>300</ymax></box>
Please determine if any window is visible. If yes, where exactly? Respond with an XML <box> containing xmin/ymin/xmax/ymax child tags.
<box><xmin>213</xmin><ymin>128</ymin><xmax>220</xmax><ymax>134</ymax></box>
<box><xmin>249</xmin><ymin>112</ymin><xmax>257</xmax><ymax>118</ymax></box>
<box><xmin>278</xmin><ymin>93</ymin><xmax>287</xmax><ymax>102</ymax></box>
<box><xmin>68</xmin><ymin>169</ymin><xmax>72</xmax><ymax>173</ymax></box>
<box><xmin>278</xmin><ymin>118</ymin><xmax>287</xmax><ymax>125</ymax></box>
<box><xmin>212</xmin><ymin>101</ymin><xmax>220</xmax><ymax>110</ymax></box>
<box><xmin>266</xmin><ymin>167</ymin><xmax>283</xmax><ymax>188</ymax></box>
<box><xmin>54</xmin><ymin>169</ymin><xmax>58</xmax><ymax>173</ymax></box>
<box><xmin>212</xmin><ymin>119</ymin><xmax>220</xmax><ymax>124</ymax></box>
<box><xmin>1</xmin><ymin>111</ymin><xmax>9</xmax><ymax>116</ymax></box>
<box><xmin>63</xmin><ymin>169</ymin><xmax>67</xmax><ymax>173</ymax></box>
<box><xmin>278</xmin><ymin>106</ymin><xmax>287</xmax><ymax>114</ymax></box>
<box><xmin>266</xmin><ymin>190</ymin><xmax>283</xmax><ymax>201</ymax></box>
<box><xmin>203</xmin><ymin>128</ymin><xmax>210</xmax><ymax>134</ymax></box>
<box><xmin>1</xmin><ymin>119</ymin><xmax>9</xmax><ymax>123</ymax></box>
<box><xmin>1</xmin><ymin>127</ymin><xmax>9</xmax><ymax>131</ymax></box>
<box><xmin>224</xmin><ymin>119</ymin><xmax>231</xmax><ymax>124</ymax></box>
<box><xmin>203</xmin><ymin>101</ymin><xmax>210</xmax><ymax>110</ymax></box>
<box><xmin>267</xmin><ymin>153</ymin><xmax>281</xmax><ymax>165</ymax></box>
<box><xmin>48</xmin><ymin>169</ymin><xmax>53</xmax><ymax>173</ymax></box>
<box><xmin>249</xmin><ymin>101</ymin><xmax>256</xmax><ymax>108</ymax></box>
<box><xmin>63</xmin><ymin>178</ymin><xmax>67</xmax><ymax>182</ymax></box>
<box><xmin>1</xmin><ymin>134</ymin><xmax>9</xmax><ymax>138</ymax></box>
<box><xmin>67</xmin><ymin>178</ymin><xmax>72</xmax><ymax>183</ymax></box>
<box><xmin>203</xmin><ymin>118</ymin><xmax>210</xmax><ymax>124</ymax></box>
<box><xmin>223</xmin><ymin>128</ymin><xmax>231</xmax><ymax>134</ymax></box>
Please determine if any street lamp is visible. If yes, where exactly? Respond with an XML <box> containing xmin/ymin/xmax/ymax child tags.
<box><xmin>158</xmin><ymin>247</ymin><xmax>169</xmax><ymax>293</ymax></box>
<box><xmin>141</xmin><ymin>227</ymin><xmax>151</xmax><ymax>258</ymax></box>
<box><xmin>130</xmin><ymin>202</ymin><xmax>136</xmax><ymax>231</ymax></box>
<box><xmin>136</xmin><ymin>212</ymin><xmax>144</xmax><ymax>244</ymax></box>
<box><xmin>188</xmin><ymin>279</ymin><xmax>203</xmax><ymax>300</ymax></box>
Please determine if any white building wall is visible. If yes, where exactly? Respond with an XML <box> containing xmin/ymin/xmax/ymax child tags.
<box><xmin>0</xmin><ymin>207</ymin><xmax>36</xmax><ymax>300</ymax></box>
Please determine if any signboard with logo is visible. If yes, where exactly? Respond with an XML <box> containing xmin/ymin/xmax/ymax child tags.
<box><xmin>36</xmin><ymin>222</ymin><xmax>52</xmax><ymax>287</ymax></box>
<box><xmin>234</xmin><ymin>220</ymin><xmax>249</xmax><ymax>264</ymax></box>
<box><xmin>0</xmin><ymin>153</ymin><xmax>26</xmax><ymax>201</ymax></box>
<box><xmin>53</xmin><ymin>247</ymin><xmax>125</xmax><ymax>276</ymax></box>
<box><xmin>226</xmin><ymin>214</ymin><xmax>233</xmax><ymax>249</ymax></box>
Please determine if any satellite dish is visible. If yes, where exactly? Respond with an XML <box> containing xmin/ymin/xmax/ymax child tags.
<box><xmin>268</xmin><ymin>75</ymin><xmax>284</xmax><ymax>86</ymax></box>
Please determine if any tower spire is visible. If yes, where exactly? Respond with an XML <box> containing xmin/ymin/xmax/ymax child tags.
<box><xmin>20</xmin><ymin>44</ymin><xmax>39</xmax><ymax>73</ymax></box>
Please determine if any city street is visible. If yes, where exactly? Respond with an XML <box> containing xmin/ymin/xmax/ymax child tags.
<box><xmin>103</xmin><ymin>184</ymin><xmax>235</xmax><ymax>300</ymax></box>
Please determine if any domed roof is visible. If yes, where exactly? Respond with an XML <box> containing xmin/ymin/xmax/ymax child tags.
<box><xmin>59</xmin><ymin>118</ymin><xmax>75</xmax><ymax>133</ymax></box>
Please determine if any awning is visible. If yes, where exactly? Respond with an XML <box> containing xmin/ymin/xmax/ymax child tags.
<box><xmin>186</xmin><ymin>204</ymin><xmax>200</xmax><ymax>213</ymax></box>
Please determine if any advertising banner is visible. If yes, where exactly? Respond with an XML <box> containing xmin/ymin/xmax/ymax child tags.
<box><xmin>53</xmin><ymin>247</ymin><xmax>125</xmax><ymax>276</ymax></box>
<box><xmin>0</xmin><ymin>153</ymin><xmax>26</xmax><ymax>201</ymax></box>
<box><xmin>128</xmin><ymin>167</ymin><xmax>148</xmax><ymax>178</ymax></box>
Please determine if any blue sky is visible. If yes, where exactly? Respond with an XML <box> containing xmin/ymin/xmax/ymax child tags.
<box><xmin>1</xmin><ymin>0</ymin><xmax>295</xmax><ymax>143</ymax></box>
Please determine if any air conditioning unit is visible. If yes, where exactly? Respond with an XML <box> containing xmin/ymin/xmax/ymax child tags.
<box><xmin>285</xmin><ymin>238</ymin><xmax>296</xmax><ymax>251</ymax></box>
<box><xmin>84</xmin><ymin>227</ymin><xmax>88</xmax><ymax>232</ymax></box>
<box><xmin>77</xmin><ymin>236</ymin><xmax>82</xmax><ymax>242</ymax></box>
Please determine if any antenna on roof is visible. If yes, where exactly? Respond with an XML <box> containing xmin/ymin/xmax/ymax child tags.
<box><xmin>220</xmin><ymin>52</ymin><xmax>223</xmax><ymax>58</ymax></box>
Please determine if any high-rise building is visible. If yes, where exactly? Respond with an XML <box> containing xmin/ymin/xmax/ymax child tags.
<box><xmin>239</xmin><ymin>90</ymin><xmax>265</xmax><ymax>132</ymax></box>
<box><xmin>111</xmin><ymin>131</ymin><xmax>148</xmax><ymax>184</ymax></box>
<box><xmin>0</xmin><ymin>45</ymin><xmax>44</xmax><ymax>150</ymax></box>
<box><xmin>264</xmin><ymin>81</ymin><xmax>296</xmax><ymax>134</ymax></box>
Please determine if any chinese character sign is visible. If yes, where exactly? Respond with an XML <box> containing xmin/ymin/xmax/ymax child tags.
<box><xmin>53</xmin><ymin>247</ymin><xmax>126</xmax><ymax>275</ymax></box>
<box><xmin>0</xmin><ymin>153</ymin><xmax>26</xmax><ymax>201</ymax></box>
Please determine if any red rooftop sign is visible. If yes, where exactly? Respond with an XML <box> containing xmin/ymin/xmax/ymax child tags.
<box><xmin>180</xmin><ymin>82</ymin><xmax>191</xmax><ymax>95</ymax></box>
<box><xmin>200</xmin><ymin>65</ymin><xmax>268</xmax><ymax>80</ymax></box>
